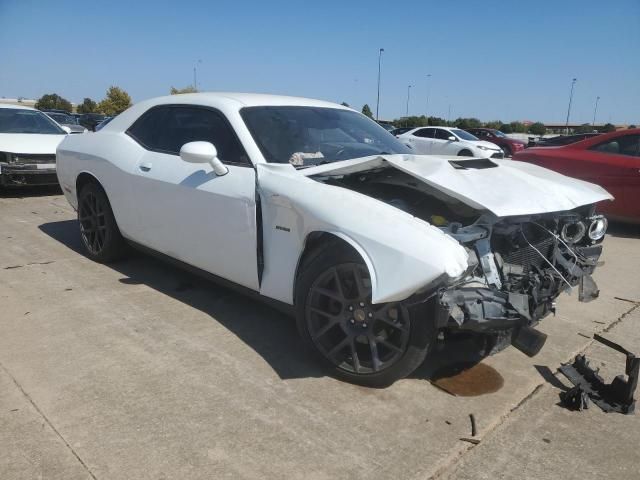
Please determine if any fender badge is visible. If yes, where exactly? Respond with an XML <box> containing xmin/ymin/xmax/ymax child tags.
<box><xmin>275</xmin><ymin>225</ymin><xmax>291</xmax><ymax>232</ymax></box>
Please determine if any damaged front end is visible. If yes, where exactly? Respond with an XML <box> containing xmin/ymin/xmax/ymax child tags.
<box><xmin>437</xmin><ymin>210</ymin><xmax>606</xmax><ymax>356</ymax></box>
<box><xmin>308</xmin><ymin>157</ymin><xmax>609</xmax><ymax>358</ymax></box>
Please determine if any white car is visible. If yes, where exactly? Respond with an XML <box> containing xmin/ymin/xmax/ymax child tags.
<box><xmin>399</xmin><ymin>126</ymin><xmax>505</xmax><ymax>158</ymax></box>
<box><xmin>0</xmin><ymin>104</ymin><xmax>68</xmax><ymax>187</ymax></box>
<box><xmin>56</xmin><ymin>93</ymin><xmax>612</xmax><ymax>387</ymax></box>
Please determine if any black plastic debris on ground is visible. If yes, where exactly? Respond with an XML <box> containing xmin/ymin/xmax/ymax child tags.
<box><xmin>559</xmin><ymin>334</ymin><xmax>639</xmax><ymax>414</ymax></box>
<box><xmin>559</xmin><ymin>385</ymin><xmax>590</xmax><ymax>411</ymax></box>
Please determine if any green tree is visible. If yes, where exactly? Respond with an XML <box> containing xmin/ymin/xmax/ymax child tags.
<box><xmin>361</xmin><ymin>104</ymin><xmax>373</xmax><ymax>118</ymax></box>
<box><xmin>600</xmin><ymin>123</ymin><xmax>616</xmax><ymax>133</ymax></box>
<box><xmin>484</xmin><ymin>120</ymin><xmax>503</xmax><ymax>130</ymax></box>
<box><xmin>453</xmin><ymin>117</ymin><xmax>482</xmax><ymax>129</ymax></box>
<box><xmin>574</xmin><ymin>123</ymin><xmax>595</xmax><ymax>134</ymax></box>
<box><xmin>98</xmin><ymin>86</ymin><xmax>132</xmax><ymax>115</ymax></box>
<box><xmin>428</xmin><ymin>116</ymin><xmax>447</xmax><ymax>126</ymax></box>
<box><xmin>528</xmin><ymin>122</ymin><xmax>546</xmax><ymax>136</ymax></box>
<box><xmin>170</xmin><ymin>85</ymin><xmax>198</xmax><ymax>95</ymax></box>
<box><xmin>509</xmin><ymin>121</ymin><xmax>527</xmax><ymax>133</ymax></box>
<box><xmin>628</xmin><ymin>125</ymin><xmax>636</xmax><ymax>129</ymax></box>
<box><xmin>76</xmin><ymin>97</ymin><xmax>98</xmax><ymax>114</ymax></box>
<box><xmin>34</xmin><ymin>93</ymin><xmax>72</xmax><ymax>112</ymax></box>
<box><xmin>499</xmin><ymin>122</ymin><xmax>513</xmax><ymax>134</ymax></box>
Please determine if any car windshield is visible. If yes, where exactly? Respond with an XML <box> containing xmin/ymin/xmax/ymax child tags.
<box><xmin>451</xmin><ymin>128</ymin><xmax>479</xmax><ymax>141</ymax></box>
<box><xmin>493</xmin><ymin>130</ymin><xmax>506</xmax><ymax>137</ymax></box>
<box><xmin>241</xmin><ymin>106</ymin><xmax>411</xmax><ymax>167</ymax></box>
<box><xmin>48</xmin><ymin>112</ymin><xmax>76</xmax><ymax>124</ymax></box>
<box><xmin>0</xmin><ymin>108</ymin><xmax>65</xmax><ymax>134</ymax></box>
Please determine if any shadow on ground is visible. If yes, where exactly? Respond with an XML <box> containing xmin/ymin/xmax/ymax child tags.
<box><xmin>607</xmin><ymin>221</ymin><xmax>640</xmax><ymax>239</ymax></box>
<box><xmin>0</xmin><ymin>185</ymin><xmax>62</xmax><ymax>198</ymax></box>
<box><xmin>39</xmin><ymin>219</ymin><xmax>503</xmax><ymax>392</ymax></box>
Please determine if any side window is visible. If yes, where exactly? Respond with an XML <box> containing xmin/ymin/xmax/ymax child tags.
<box><xmin>590</xmin><ymin>135</ymin><xmax>640</xmax><ymax>157</ymax></box>
<box><xmin>434</xmin><ymin>129</ymin><xmax>454</xmax><ymax>140</ymax></box>
<box><xmin>414</xmin><ymin>128</ymin><xmax>435</xmax><ymax>138</ymax></box>
<box><xmin>127</xmin><ymin>106</ymin><xmax>250</xmax><ymax>165</ymax></box>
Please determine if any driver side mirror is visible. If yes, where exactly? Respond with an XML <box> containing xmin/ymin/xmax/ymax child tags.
<box><xmin>448</xmin><ymin>136</ymin><xmax>457</xmax><ymax>141</ymax></box>
<box><xmin>61</xmin><ymin>126</ymin><xmax>71</xmax><ymax>134</ymax></box>
<box><xmin>180</xmin><ymin>141</ymin><xmax>229</xmax><ymax>176</ymax></box>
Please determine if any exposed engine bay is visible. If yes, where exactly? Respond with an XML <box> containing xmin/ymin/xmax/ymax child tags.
<box><xmin>314</xmin><ymin>166</ymin><xmax>607</xmax><ymax>356</ymax></box>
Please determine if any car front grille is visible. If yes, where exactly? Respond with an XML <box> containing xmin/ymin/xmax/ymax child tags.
<box><xmin>502</xmin><ymin>236</ymin><xmax>555</xmax><ymax>273</ymax></box>
<box><xmin>13</xmin><ymin>154</ymin><xmax>56</xmax><ymax>165</ymax></box>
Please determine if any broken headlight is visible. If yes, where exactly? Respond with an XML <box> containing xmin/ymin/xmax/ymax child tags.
<box><xmin>588</xmin><ymin>216</ymin><xmax>608</xmax><ymax>241</ymax></box>
<box><xmin>560</xmin><ymin>221</ymin><xmax>586</xmax><ymax>243</ymax></box>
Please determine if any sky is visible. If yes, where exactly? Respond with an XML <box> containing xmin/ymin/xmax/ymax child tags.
<box><xmin>1</xmin><ymin>0</ymin><xmax>638</xmax><ymax>124</ymax></box>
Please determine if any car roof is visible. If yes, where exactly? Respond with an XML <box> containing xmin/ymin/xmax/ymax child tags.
<box><xmin>0</xmin><ymin>103</ymin><xmax>36</xmax><ymax>111</ymax></box>
<box><xmin>138</xmin><ymin>92</ymin><xmax>347</xmax><ymax>110</ymax></box>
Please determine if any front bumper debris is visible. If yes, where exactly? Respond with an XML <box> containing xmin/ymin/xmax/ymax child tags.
<box><xmin>560</xmin><ymin>334</ymin><xmax>639</xmax><ymax>414</ymax></box>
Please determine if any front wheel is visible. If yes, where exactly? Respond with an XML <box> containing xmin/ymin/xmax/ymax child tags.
<box><xmin>77</xmin><ymin>182</ymin><xmax>128</xmax><ymax>263</ymax></box>
<box><xmin>295</xmin><ymin>242</ymin><xmax>434</xmax><ymax>387</ymax></box>
<box><xmin>458</xmin><ymin>149</ymin><xmax>473</xmax><ymax>156</ymax></box>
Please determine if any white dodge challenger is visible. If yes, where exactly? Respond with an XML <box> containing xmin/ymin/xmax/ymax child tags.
<box><xmin>56</xmin><ymin>93</ymin><xmax>612</xmax><ymax>387</ymax></box>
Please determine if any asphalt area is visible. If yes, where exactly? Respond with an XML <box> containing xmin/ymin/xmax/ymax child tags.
<box><xmin>1</xmin><ymin>187</ymin><xmax>639</xmax><ymax>480</ymax></box>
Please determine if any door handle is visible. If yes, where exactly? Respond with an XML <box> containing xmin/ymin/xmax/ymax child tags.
<box><xmin>139</xmin><ymin>162</ymin><xmax>152</xmax><ymax>172</ymax></box>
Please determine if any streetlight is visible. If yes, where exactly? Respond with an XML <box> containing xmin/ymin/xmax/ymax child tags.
<box><xmin>425</xmin><ymin>74</ymin><xmax>432</xmax><ymax>120</ymax></box>
<box><xmin>376</xmin><ymin>48</ymin><xmax>384</xmax><ymax>121</ymax></box>
<box><xmin>592</xmin><ymin>96</ymin><xmax>600</xmax><ymax>126</ymax></box>
<box><xmin>406</xmin><ymin>84</ymin><xmax>413</xmax><ymax>117</ymax></box>
<box><xmin>565</xmin><ymin>77</ymin><xmax>577</xmax><ymax>134</ymax></box>
<box><xmin>193</xmin><ymin>59</ymin><xmax>202</xmax><ymax>91</ymax></box>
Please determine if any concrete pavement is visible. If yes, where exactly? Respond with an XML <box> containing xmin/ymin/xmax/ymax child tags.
<box><xmin>1</xmin><ymin>190</ymin><xmax>639</xmax><ymax>479</ymax></box>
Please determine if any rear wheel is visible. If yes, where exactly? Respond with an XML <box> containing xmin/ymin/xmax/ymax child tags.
<box><xmin>295</xmin><ymin>242</ymin><xmax>434</xmax><ymax>387</ymax></box>
<box><xmin>77</xmin><ymin>182</ymin><xmax>127</xmax><ymax>263</ymax></box>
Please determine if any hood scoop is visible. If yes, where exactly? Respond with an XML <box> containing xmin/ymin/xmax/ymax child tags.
<box><xmin>448</xmin><ymin>158</ymin><xmax>498</xmax><ymax>170</ymax></box>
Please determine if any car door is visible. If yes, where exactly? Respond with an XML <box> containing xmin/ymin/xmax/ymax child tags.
<box><xmin>432</xmin><ymin>128</ymin><xmax>458</xmax><ymax>154</ymax></box>
<box><xmin>125</xmin><ymin>105</ymin><xmax>260</xmax><ymax>291</ymax></box>
<box><xmin>406</xmin><ymin>127</ymin><xmax>435</xmax><ymax>154</ymax></box>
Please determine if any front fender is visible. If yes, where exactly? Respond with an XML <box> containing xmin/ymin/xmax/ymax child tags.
<box><xmin>256</xmin><ymin>163</ymin><xmax>469</xmax><ymax>305</ymax></box>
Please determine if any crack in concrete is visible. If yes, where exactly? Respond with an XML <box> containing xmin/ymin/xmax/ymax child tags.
<box><xmin>0</xmin><ymin>361</ymin><xmax>98</xmax><ymax>480</ymax></box>
<box><xmin>431</xmin><ymin>300</ymin><xmax>639</xmax><ymax>479</ymax></box>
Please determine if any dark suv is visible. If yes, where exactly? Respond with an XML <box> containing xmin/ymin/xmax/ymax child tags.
<box><xmin>466</xmin><ymin>128</ymin><xmax>526</xmax><ymax>157</ymax></box>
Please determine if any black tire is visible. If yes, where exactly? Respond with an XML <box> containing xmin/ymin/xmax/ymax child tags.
<box><xmin>501</xmin><ymin>145</ymin><xmax>512</xmax><ymax>158</ymax></box>
<box><xmin>458</xmin><ymin>149</ymin><xmax>473</xmax><ymax>156</ymax></box>
<box><xmin>295</xmin><ymin>241</ymin><xmax>435</xmax><ymax>388</ymax></box>
<box><xmin>77</xmin><ymin>182</ymin><xmax>127</xmax><ymax>263</ymax></box>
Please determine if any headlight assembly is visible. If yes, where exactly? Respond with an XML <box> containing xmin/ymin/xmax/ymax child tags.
<box><xmin>588</xmin><ymin>216</ymin><xmax>608</xmax><ymax>241</ymax></box>
<box><xmin>560</xmin><ymin>221</ymin><xmax>586</xmax><ymax>243</ymax></box>
<box><xmin>478</xmin><ymin>145</ymin><xmax>489</xmax><ymax>150</ymax></box>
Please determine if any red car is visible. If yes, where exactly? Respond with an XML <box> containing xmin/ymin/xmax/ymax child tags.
<box><xmin>466</xmin><ymin>128</ymin><xmax>526</xmax><ymax>157</ymax></box>
<box><xmin>513</xmin><ymin>128</ymin><xmax>640</xmax><ymax>223</ymax></box>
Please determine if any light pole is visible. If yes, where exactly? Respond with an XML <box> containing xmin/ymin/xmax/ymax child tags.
<box><xmin>425</xmin><ymin>74</ymin><xmax>432</xmax><ymax>121</ymax></box>
<box><xmin>565</xmin><ymin>77</ymin><xmax>577</xmax><ymax>134</ymax></box>
<box><xmin>592</xmin><ymin>96</ymin><xmax>600</xmax><ymax>127</ymax></box>
<box><xmin>375</xmin><ymin>48</ymin><xmax>384</xmax><ymax>121</ymax></box>
<box><xmin>406</xmin><ymin>85</ymin><xmax>413</xmax><ymax>117</ymax></box>
<box><xmin>193</xmin><ymin>59</ymin><xmax>202</xmax><ymax>91</ymax></box>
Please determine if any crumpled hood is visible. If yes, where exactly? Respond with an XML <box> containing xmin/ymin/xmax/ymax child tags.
<box><xmin>301</xmin><ymin>154</ymin><xmax>613</xmax><ymax>217</ymax></box>
<box><xmin>0</xmin><ymin>133</ymin><xmax>66</xmax><ymax>155</ymax></box>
